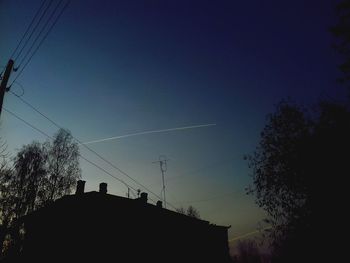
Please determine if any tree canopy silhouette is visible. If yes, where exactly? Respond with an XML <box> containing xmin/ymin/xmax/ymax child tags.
<box><xmin>234</xmin><ymin>239</ymin><xmax>261</xmax><ymax>263</ymax></box>
<box><xmin>12</xmin><ymin>142</ymin><xmax>47</xmax><ymax>218</ymax></box>
<box><xmin>176</xmin><ymin>205</ymin><xmax>201</xmax><ymax>219</ymax></box>
<box><xmin>331</xmin><ymin>0</ymin><xmax>350</xmax><ymax>87</ymax></box>
<box><xmin>43</xmin><ymin>129</ymin><xmax>81</xmax><ymax>203</ymax></box>
<box><xmin>0</xmin><ymin>147</ymin><xmax>13</xmax><ymax>257</ymax></box>
<box><xmin>247</xmin><ymin>100</ymin><xmax>350</xmax><ymax>262</ymax></box>
<box><xmin>0</xmin><ymin>128</ymin><xmax>81</xmax><ymax>258</ymax></box>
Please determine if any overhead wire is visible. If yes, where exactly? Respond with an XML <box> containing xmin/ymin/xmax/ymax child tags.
<box><xmin>2</xmin><ymin>107</ymin><xmax>139</xmax><ymax>198</ymax></box>
<box><xmin>8</xmin><ymin>92</ymin><xmax>177</xmax><ymax>209</ymax></box>
<box><xmin>10</xmin><ymin>0</ymin><xmax>71</xmax><ymax>85</ymax></box>
<box><xmin>3</xmin><ymin>107</ymin><xmax>53</xmax><ymax>140</ymax></box>
<box><xmin>0</xmin><ymin>66</ymin><xmax>5</xmax><ymax>77</ymax></box>
<box><xmin>16</xmin><ymin>0</ymin><xmax>63</xmax><ymax>66</ymax></box>
<box><xmin>5</xmin><ymin>0</ymin><xmax>178</xmax><ymax>209</ymax></box>
<box><xmin>11</xmin><ymin>0</ymin><xmax>53</xmax><ymax>61</ymax></box>
<box><xmin>10</xmin><ymin>82</ymin><xmax>25</xmax><ymax>97</ymax></box>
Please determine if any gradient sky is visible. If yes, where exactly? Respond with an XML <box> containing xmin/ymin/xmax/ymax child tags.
<box><xmin>0</xmin><ymin>0</ymin><xmax>343</xmax><ymax>245</ymax></box>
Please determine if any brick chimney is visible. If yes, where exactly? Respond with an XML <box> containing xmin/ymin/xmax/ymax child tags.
<box><xmin>139</xmin><ymin>192</ymin><xmax>148</xmax><ymax>203</ymax></box>
<box><xmin>99</xmin><ymin>182</ymin><xmax>107</xmax><ymax>194</ymax></box>
<box><xmin>75</xmin><ymin>180</ymin><xmax>85</xmax><ymax>195</ymax></box>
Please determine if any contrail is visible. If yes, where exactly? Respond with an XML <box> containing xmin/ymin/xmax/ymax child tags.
<box><xmin>82</xmin><ymin>124</ymin><xmax>216</xmax><ymax>145</ymax></box>
<box><xmin>229</xmin><ymin>226</ymin><xmax>272</xmax><ymax>242</ymax></box>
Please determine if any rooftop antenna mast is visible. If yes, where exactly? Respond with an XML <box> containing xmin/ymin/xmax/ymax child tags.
<box><xmin>153</xmin><ymin>155</ymin><xmax>169</xmax><ymax>208</ymax></box>
<box><xmin>126</xmin><ymin>187</ymin><xmax>130</xmax><ymax>198</ymax></box>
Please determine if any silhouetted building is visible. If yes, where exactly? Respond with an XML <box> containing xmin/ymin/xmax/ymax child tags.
<box><xmin>11</xmin><ymin>181</ymin><xmax>231</xmax><ymax>263</ymax></box>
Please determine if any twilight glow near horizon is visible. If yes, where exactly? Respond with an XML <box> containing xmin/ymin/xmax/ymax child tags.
<box><xmin>0</xmin><ymin>0</ymin><xmax>342</xmax><ymax>244</ymax></box>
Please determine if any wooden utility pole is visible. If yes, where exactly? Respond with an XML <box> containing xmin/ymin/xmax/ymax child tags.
<box><xmin>0</xmin><ymin>59</ymin><xmax>14</xmax><ymax>118</ymax></box>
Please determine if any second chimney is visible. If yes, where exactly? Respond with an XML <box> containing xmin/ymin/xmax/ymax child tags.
<box><xmin>99</xmin><ymin>182</ymin><xmax>107</xmax><ymax>194</ymax></box>
<box><xmin>140</xmin><ymin>192</ymin><xmax>148</xmax><ymax>203</ymax></box>
<box><xmin>75</xmin><ymin>180</ymin><xmax>85</xmax><ymax>195</ymax></box>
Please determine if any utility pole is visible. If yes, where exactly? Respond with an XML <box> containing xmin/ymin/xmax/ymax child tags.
<box><xmin>153</xmin><ymin>155</ymin><xmax>169</xmax><ymax>208</ymax></box>
<box><xmin>0</xmin><ymin>59</ymin><xmax>14</xmax><ymax>118</ymax></box>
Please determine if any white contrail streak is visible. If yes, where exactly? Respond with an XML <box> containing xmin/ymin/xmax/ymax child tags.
<box><xmin>229</xmin><ymin>226</ymin><xmax>272</xmax><ymax>242</ymax></box>
<box><xmin>82</xmin><ymin>124</ymin><xmax>216</xmax><ymax>145</ymax></box>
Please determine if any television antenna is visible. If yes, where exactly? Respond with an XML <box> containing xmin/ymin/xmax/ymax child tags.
<box><xmin>153</xmin><ymin>155</ymin><xmax>169</xmax><ymax>208</ymax></box>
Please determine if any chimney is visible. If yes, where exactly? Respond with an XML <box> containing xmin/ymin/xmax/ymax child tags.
<box><xmin>140</xmin><ymin>192</ymin><xmax>148</xmax><ymax>203</ymax></box>
<box><xmin>75</xmin><ymin>180</ymin><xmax>85</xmax><ymax>195</ymax></box>
<box><xmin>99</xmin><ymin>182</ymin><xmax>107</xmax><ymax>194</ymax></box>
<box><xmin>156</xmin><ymin>200</ymin><xmax>163</xmax><ymax>208</ymax></box>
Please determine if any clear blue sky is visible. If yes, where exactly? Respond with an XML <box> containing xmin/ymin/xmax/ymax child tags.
<box><xmin>0</xmin><ymin>0</ymin><xmax>343</xmax><ymax>245</ymax></box>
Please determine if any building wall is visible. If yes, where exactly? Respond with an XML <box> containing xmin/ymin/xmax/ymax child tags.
<box><xmin>18</xmin><ymin>192</ymin><xmax>230</xmax><ymax>263</ymax></box>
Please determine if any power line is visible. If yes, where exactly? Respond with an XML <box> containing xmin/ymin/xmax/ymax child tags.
<box><xmin>12</xmin><ymin>0</ymin><xmax>53</xmax><ymax>61</ymax></box>
<box><xmin>10</xmin><ymin>0</ymin><xmax>71</xmax><ymax>85</ymax></box>
<box><xmin>6</xmin><ymin>0</ymin><xmax>177</xmax><ymax>208</ymax></box>
<box><xmin>3</xmin><ymin>1</ymin><xmax>170</xmax><ymax>206</ymax></box>
<box><xmin>78</xmin><ymin>156</ymin><xmax>137</xmax><ymax>193</ymax></box>
<box><xmin>3</xmin><ymin>107</ymin><xmax>53</xmax><ymax>140</ymax></box>
<box><xmin>16</xmin><ymin>0</ymin><xmax>62</xmax><ymax>67</ymax></box>
<box><xmin>11</xmin><ymin>82</ymin><xmax>25</xmax><ymax>97</ymax></box>
<box><xmin>2</xmin><ymin>107</ymin><xmax>139</xmax><ymax>197</ymax></box>
<box><xmin>8</xmin><ymin>92</ymin><xmax>177</xmax><ymax>210</ymax></box>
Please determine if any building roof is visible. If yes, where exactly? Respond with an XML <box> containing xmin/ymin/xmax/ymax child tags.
<box><xmin>13</xmin><ymin>183</ymin><xmax>231</xmax><ymax>263</ymax></box>
<box><xmin>24</xmin><ymin>190</ymin><xmax>229</xmax><ymax>230</ymax></box>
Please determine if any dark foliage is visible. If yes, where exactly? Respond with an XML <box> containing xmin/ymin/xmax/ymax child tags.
<box><xmin>176</xmin><ymin>205</ymin><xmax>201</xmax><ymax>219</ymax></box>
<box><xmin>42</xmin><ymin>129</ymin><xmax>81</xmax><ymax>203</ymax></box>
<box><xmin>0</xmin><ymin>129</ymin><xmax>81</xmax><ymax>258</ymax></box>
<box><xmin>247</xmin><ymin>100</ymin><xmax>350</xmax><ymax>262</ymax></box>
<box><xmin>331</xmin><ymin>0</ymin><xmax>350</xmax><ymax>88</ymax></box>
<box><xmin>234</xmin><ymin>240</ymin><xmax>261</xmax><ymax>263</ymax></box>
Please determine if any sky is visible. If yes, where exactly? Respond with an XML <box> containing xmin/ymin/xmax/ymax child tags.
<box><xmin>0</xmin><ymin>0</ymin><xmax>343</xmax><ymax>248</ymax></box>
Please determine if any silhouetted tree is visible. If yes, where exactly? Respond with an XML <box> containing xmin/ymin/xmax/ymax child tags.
<box><xmin>176</xmin><ymin>205</ymin><xmax>201</xmax><ymax>219</ymax></box>
<box><xmin>247</xmin><ymin>100</ymin><xmax>350</xmax><ymax>262</ymax></box>
<box><xmin>176</xmin><ymin>207</ymin><xmax>186</xmax><ymax>214</ymax></box>
<box><xmin>331</xmin><ymin>0</ymin><xmax>350</xmax><ymax>87</ymax></box>
<box><xmin>0</xmin><ymin>154</ymin><xmax>13</xmax><ymax>258</ymax></box>
<box><xmin>0</xmin><ymin>139</ymin><xmax>9</xmax><ymax>159</ymax></box>
<box><xmin>0</xmin><ymin>129</ymin><xmax>81</xmax><ymax>257</ymax></box>
<box><xmin>0</xmin><ymin>142</ymin><xmax>48</xmax><ymax>257</ymax></box>
<box><xmin>235</xmin><ymin>239</ymin><xmax>261</xmax><ymax>263</ymax></box>
<box><xmin>12</xmin><ymin>142</ymin><xmax>47</xmax><ymax>218</ymax></box>
<box><xmin>186</xmin><ymin>205</ymin><xmax>200</xmax><ymax>219</ymax></box>
<box><xmin>42</xmin><ymin>129</ymin><xmax>81</xmax><ymax>203</ymax></box>
<box><xmin>0</xmin><ymin>139</ymin><xmax>12</xmax><ymax>225</ymax></box>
